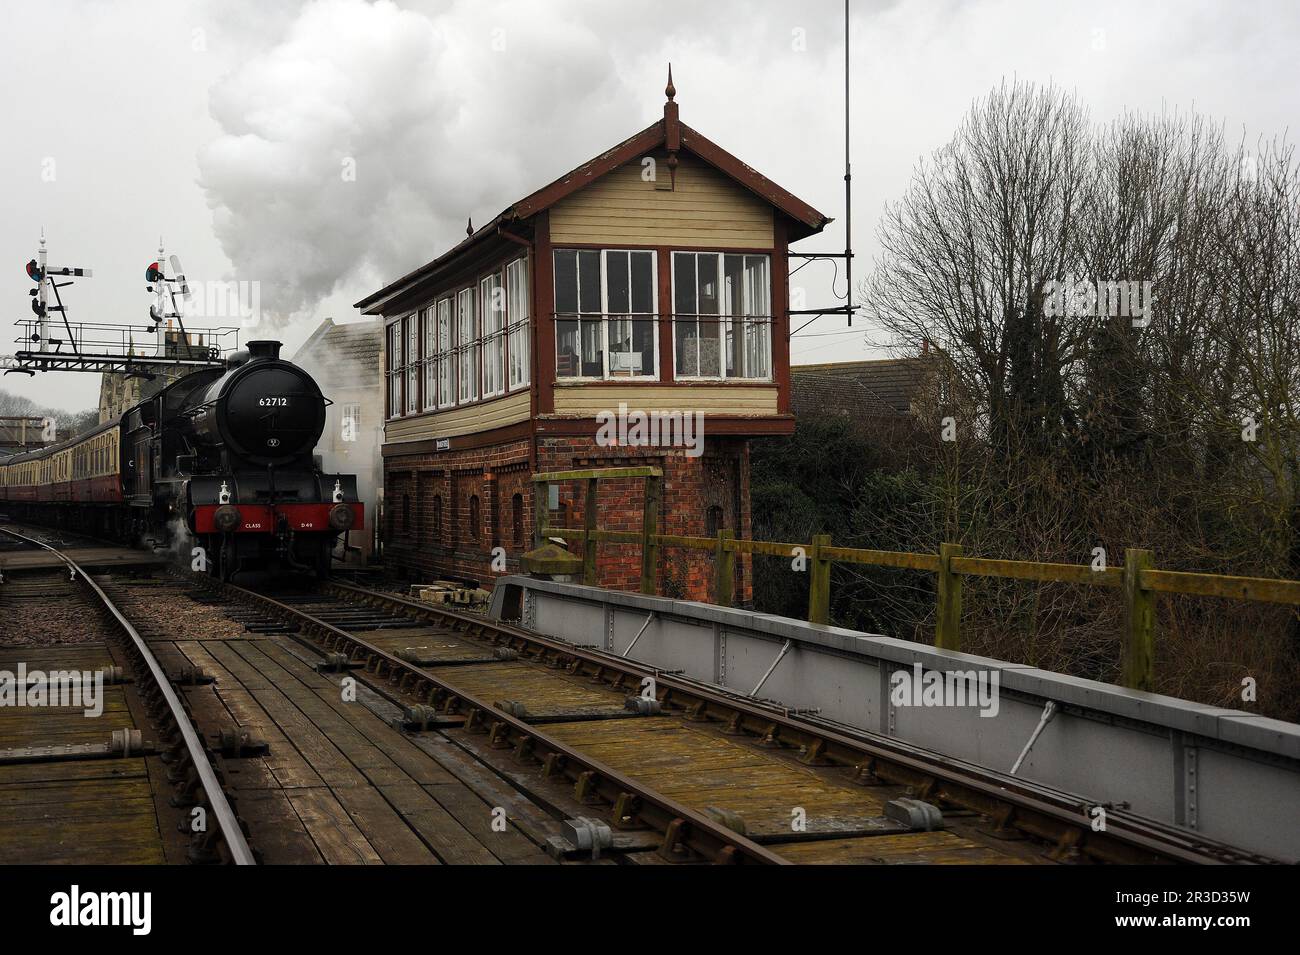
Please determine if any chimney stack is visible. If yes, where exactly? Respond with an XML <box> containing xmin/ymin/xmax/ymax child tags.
<box><xmin>246</xmin><ymin>340</ymin><xmax>282</xmax><ymax>361</ymax></box>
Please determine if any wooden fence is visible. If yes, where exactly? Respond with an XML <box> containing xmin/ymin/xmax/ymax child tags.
<box><xmin>531</xmin><ymin>468</ymin><xmax>1300</xmax><ymax>691</ymax></box>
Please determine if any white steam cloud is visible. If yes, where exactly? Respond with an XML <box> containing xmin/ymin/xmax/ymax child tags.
<box><xmin>197</xmin><ymin>0</ymin><xmax>645</xmax><ymax>327</ymax></box>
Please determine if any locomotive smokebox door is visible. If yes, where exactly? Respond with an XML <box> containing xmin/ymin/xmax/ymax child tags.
<box><xmin>187</xmin><ymin>339</ymin><xmax>327</xmax><ymax>468</ymax></box>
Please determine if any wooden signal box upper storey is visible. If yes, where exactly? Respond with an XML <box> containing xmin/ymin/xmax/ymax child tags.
<box><xmin>358</xmin><ymin>73</ymin><xmax>830</xmax><ymax>450</ymax></box>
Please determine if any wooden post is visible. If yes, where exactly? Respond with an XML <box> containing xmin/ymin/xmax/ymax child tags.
<box><xmin>532</xmin><ymin>479</ymin><xmax>548</xmax><ymax>550</ymax></box>
<box><xmin>640</xmin><ymin>474</ymin><xmax>661</xmax><ymax>595</ymax></box>
<box><xmin>936</xmin><ymin>542</ymin><xmax>964</xmax><ymax>650</ymax></box>
<box><xmin>808</xmin><ymin>534</ymin><xmax>832</xmax><ymax>625</ymax></box>
<box><xmin>582</xmin><ymin>478</ymin><xmax>598</xmax><ymax>586</ymax></box>
<box><xmin>1122</xmin><ymin>548</ymin><xmax>1156</xmax><ymax>691</ymax></box>
<box><xmin>714</xmin><ymin>529</ymin><xmax>735</xmax><ymax>607</ymax></box>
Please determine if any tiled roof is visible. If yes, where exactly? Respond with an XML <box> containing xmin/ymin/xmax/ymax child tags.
<box><xmin>790</xmin><ymin>358</ymin><xmax>932</xmax><ymax>420</ymax></box>
<box><xmin>293</xmin><ymin>318</ymin><xmax>382</xmax><ymax>375</ymax></box>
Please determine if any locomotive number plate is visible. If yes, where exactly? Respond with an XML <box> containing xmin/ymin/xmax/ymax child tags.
<box><xmin>258</xmin><ymin>397</ymin><xmax>289</xmax><ymax>406</ymax></box>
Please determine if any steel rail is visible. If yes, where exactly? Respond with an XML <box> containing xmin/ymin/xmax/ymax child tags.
<box><xmin>0</xmin><ymin>527</ymin><xmax>256</xmax><ymax>865</ymax></box>
<box><xmin>323</xmin><ymin>580</ymin><xmax>1280</xmax><ymax>866</ymax></box>
<box><xmin>201</xmin><ymin>576</ymin><xmax>786</xmax><ymax>865</ymax></box>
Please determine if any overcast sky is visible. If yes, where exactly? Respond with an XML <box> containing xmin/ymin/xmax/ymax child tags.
<box><xmin>2</xmin><ymin>0</ymin><xmax>1296</xmax><ymax>412</ymax></box>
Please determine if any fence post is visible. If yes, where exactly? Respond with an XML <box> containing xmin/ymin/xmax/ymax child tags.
<box><xmin>1122</xmin><ymin>548</ymin><xmax>1156</xmax><ymax>691</ymax></box>
<box><xmin>714</xmin><ymin>529</ymin><xmax>735</xmax><ymax>607</ymax></box>
<box><xmin>808</xmin><ymin>534</ymin><xmax>832</xmax><ymax>625</ymax></box>
<box><xmin>936</xmin><ymin>542</ymin><xmax>963</xmax><ymax>650</ymax></box>
<box><xmin>532</xmin><ymin>479</ymin><xmax>548</xmax><ymax>549</ymax></box>
<box><xmin>582</xmin><ymin>478</ymin><xmax>599</xmax><ymax>586</ymax></box>
<box><xmin>639</xmin><ymin>474</ymin><xmax>661</xmax><ymax>595</ymax></box>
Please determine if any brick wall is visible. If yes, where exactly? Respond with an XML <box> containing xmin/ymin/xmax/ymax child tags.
<box><xmin>382</xmin><ymin>433</ymin><xmax>753</xmax><ymax>604</ymax></box>
<box><xmin>383</xmin><ymin>438</ymin><xmax>532</xmax><ymax>585</ymax></box>
<box><xmin>537</xmin><ymin>435</ymin><xmax>752</xmax><ymax>604</ymax></box>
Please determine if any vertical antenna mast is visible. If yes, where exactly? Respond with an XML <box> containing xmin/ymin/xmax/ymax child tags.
<box><xmin>844</xmin><ymin>0</ymin><xmax>853</xmax><ymax>326</ymax></box>
<box><xmin>784</xmin><ymin>0</ymin><xmax>858</xmax><ymax>338</ymax></box>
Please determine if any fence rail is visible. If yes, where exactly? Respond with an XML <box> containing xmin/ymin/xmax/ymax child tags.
<box><xmin>532</xmin><ymin>469</ymin><xmax>1300</xmax><ymax>692</ymax></box>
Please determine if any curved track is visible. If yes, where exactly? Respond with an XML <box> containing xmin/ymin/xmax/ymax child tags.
<box><xmin>0</xmin><ymin>526</ymin><xmax>253</xmax><ymax>864</ymax></box>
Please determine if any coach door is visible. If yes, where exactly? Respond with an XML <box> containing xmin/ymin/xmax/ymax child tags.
<box><xmin>124</xmin><ymin>427</ymin><xmax>150</xmax><ymax>501</ymax></box>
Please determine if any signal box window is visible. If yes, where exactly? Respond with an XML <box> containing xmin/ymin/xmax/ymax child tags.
<box><xmin>673</xmin><ymin>252</ymin><xmax>771</xmax><ymax>380</ymax></box>
<box><xmin>554</xmin><ymin>249</ymin><xmax>657</xmax><ymax>380</ymax></box>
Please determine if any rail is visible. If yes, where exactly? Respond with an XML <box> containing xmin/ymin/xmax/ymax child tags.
<box><xmin>200</xmin><ymin>573</ymin><xmax>785</xmax><ymax>865</ymax></box>
<box><xmin>321</xmin><ymin>579</ymin><xmax>1272</xmax><ymax>864</ymax></box>
<box><xmin>0</xmin><ymin>527</ymin><xmax>256</xmax><ymax>865</ymax></box>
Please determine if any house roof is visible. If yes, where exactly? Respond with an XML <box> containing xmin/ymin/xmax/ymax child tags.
<box><xmin>791</xmin><ymin>358</ymin><xmax>934</xmax><ymax>418</ymax></box>
<box><xmin>292</xmin><ymin>317</ymin><xmax>382</xmax><ymax>377</ymax></box>
<box><xmin>356</xmin><ymin>70</ymin><xmax>831</xmax><ymax>315</ymax></box>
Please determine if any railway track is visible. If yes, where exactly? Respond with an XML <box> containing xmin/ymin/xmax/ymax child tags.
<box><xmin>198</xmin><ymin>575</ymin><xmax>1277</xmax><ymax>865</ymax></box>
<box><xmin>0</xmin><ymin>527</ymin><xmax>253</xmax><ymax>864</ymax></box>
<box><xmin>0</xmin><ymin>523</ymin><xmax>1278</xmax><ymax>865</ymax></box>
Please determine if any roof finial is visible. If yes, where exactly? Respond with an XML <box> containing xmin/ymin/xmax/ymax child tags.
<box><xmin>466</xmin><ymin>217</ymin><xmax>473</xmax><ymax>237</ymax></box>
<box><xmin>663</xmin><ymin>63</ymin><xmax>681</xmax><ymax>190</ymax></box>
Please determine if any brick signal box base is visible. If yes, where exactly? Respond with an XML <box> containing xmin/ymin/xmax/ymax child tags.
<box><xmin>381</xmin><ymin>434</ymin><xmax>753</xmax><ymax>605</ymax></box>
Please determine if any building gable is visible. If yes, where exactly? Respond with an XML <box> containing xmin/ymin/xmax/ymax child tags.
<box><xmin>549</xmin><ymin>152</ymin><xmax>774</xmax><ymax>249</ymax></box>
<box><xmin>356</xmin><ymin>72</ymin><xmax>827</xmax><ymax>315</ymax></box>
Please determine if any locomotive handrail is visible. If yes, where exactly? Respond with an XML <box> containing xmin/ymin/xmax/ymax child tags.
<box><xmin>177</xmin><ymin>400</ymin><xmax>218</xmax><ymax>419</ymax></box>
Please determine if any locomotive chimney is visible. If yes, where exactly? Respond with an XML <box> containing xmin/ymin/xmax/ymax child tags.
<box><xmin>246</xmin><ymin>340</ymin><xmax>282</xmax><ymax>361</ymax></box>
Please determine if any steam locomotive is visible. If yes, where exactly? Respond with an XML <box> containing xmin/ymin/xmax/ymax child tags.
<box><xmin>0</xmin><ymin>341</ymin><xmax>363</xmax><ymax>579</ymax></box>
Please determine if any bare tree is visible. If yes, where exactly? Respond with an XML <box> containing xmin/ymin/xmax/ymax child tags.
<box><xmin>855</xmin><ymin>80</ymin><xmax>1300</xmax><ymax>717</ymax></box>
